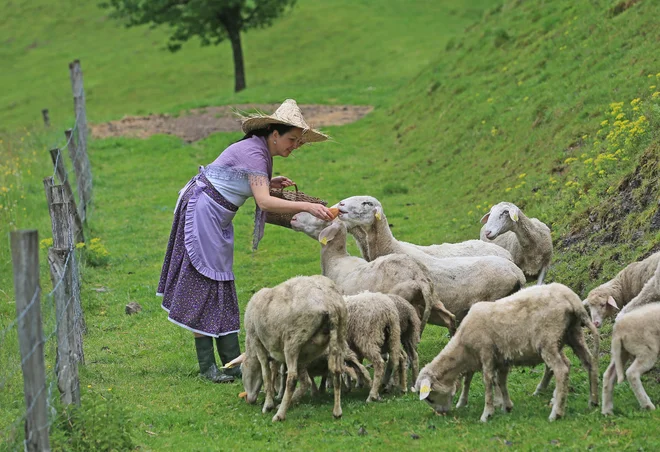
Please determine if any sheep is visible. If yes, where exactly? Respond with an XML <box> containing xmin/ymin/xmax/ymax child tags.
<box><xmin>480</xmin><ymin>201</ymin><xmax>553</xmax><ymax>285</ymax></box>
<box><xmin>615</xmin><ymin>258</ymin><xmax>660</xmax><ymax>319</ymax></box>
<box><xmin>602</xmin><ymin>302</ymin><xmax>660</xmax><ymax>415</ymax></box>
<box><xmin>413</xmin><ymin>283</ymin><xmax>600</xmax><ymax>422</ymax></box>
<box><xmin>584</xmin><ymin>250</ymin><xmax>660</xmax><ymax>328</ymax></box>
<box><xmin>242</xmin><ymin>275</ymin><xmax>347</xmax><ymax>422</ymax></box>
<box><xmin>386</xmin><ymin>293</ymin><xmax>421</xmax><ymax>384</ymax></box>
<box><xmin>337</xmin><ymin>196</ymin><xmax>527</xmax><ymax>322</ymax></box>
<box><xmin>343</xmin><ymin>292</ymin><xmax>405</xmax><ymax>402</ymax></box>
<box><xmin>290</xmin><ymin>212</ymin><xmax>455</xmax><ymax>333</ymax></box>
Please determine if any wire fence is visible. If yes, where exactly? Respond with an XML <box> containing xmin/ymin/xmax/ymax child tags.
<box><xmin>0</xmin><ymin>59</ymin><xmax>91</xmax><ymax>451</ymax></box>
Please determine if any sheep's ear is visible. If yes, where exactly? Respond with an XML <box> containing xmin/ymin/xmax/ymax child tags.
<box><xmin>480</xmin><ymin>212</ymin><xmax>490</xmax><ymax>224</ymax></box>
<box><xmin>319</xmin><ymin>222</ymin><xmax>341</xmax><ymax>245</ymax></box>
<box><xmin>607</xmin><ymin>296</ymin><xmax>619</xmax><ymax>310</ymax></box>
<box><xmin>509</xmin><ymin>207</ymin><xmax>520</xmax><ymax>222</ymax></box>
<box><xmin>374</xmin><ymin>206</ymin><xmax>383</xmax><ymax>221</ymax></box>
<box><xmin>582</xmin><ymin>299</ymin><xmax>589</xmax><ymax>307</ymax></box>
<box><xmin>419</xmin><ymin>378</ymin><xmax>431</xmax><ymax>400</ymax></box>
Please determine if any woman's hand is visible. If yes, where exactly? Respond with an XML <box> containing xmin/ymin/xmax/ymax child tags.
<box><xmin>306</xmin><ymin>203</ymin><xmax>334</xmax><ymax>221</ymax></box>
<box><xmin>270</xmin><ymin>176</ymin><xmax>295</xmax><ymax>189</ymax></box>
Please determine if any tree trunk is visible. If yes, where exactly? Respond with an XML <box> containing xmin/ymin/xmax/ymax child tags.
<box><xmin>226</xmin><ymin>23</ymin><xmax>246</xmax><ymax>92</ymax></box>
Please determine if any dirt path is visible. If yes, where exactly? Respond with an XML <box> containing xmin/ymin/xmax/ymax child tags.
<box><xmin>90</xmin><ymin>104</ymin><xmax>373</xmax><ymax>143</ymax></box>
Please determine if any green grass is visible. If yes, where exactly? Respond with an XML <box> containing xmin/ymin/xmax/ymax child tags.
<box><xmin>2</xmin><ymin>0</ymin><xmax>660</xmax><ymax>450</ymax></box>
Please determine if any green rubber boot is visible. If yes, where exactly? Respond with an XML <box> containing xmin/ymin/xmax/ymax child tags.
<box><xmin>195</xmin><ymin>336</ymin><xmax>235</xmax><ymax>383</ymax></box>
<box><xmin>216</xmin><ymin>333</ymin><xmax>242</xmax><ymax>379</ymax></box>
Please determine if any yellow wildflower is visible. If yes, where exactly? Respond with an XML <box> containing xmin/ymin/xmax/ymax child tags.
<box><xmin>518</xmin><ymin>173</ymin><xmax>526</xmax><ymax>179</ymax></box>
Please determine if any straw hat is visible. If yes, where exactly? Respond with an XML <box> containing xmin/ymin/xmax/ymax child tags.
<box><xmin>239</xmin><ymin>99</ymin><xmax>329</xmax><ymax>143</ymax></box>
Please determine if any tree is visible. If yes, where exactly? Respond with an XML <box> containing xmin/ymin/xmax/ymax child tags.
<box><xmin>101</xmin><ymin>0</ymin><xmax>297</xmax><ymax>92</ymax></box>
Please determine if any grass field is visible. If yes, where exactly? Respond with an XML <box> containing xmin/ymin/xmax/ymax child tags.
<box><xmin>2</xmin><ymin>0</ymin><xmax>660</xmax><ymax>450</ymax></box>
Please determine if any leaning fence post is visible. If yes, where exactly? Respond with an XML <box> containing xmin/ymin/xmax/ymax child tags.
<box><xmin>69</xmin><ymin>59</ymin><xmax>93</xmax><ymax>221</ymax></box>
<box><xmin>49</xmin><ymin>148</ymin><xmax>85</xmax><ymax>244</ymax></box>
<box><xmin>11</xmin><ymin>230</ymin><xmax>51</xmax><ymax>452</ymax></box>
<box><xmin>44</xmin><ymin>177</ymin><xmax>86</xmax><ymax>364</ymax></box>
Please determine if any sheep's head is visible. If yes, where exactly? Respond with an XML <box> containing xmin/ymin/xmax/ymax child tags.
<box><xmin>584</xmin><ymin>291</ymin><xmax>618</xmax><ymax>328</ymax></box>
<box><xmin>427</xmin><ymin>301</ymin><xmax>457</xmax><ymax>334</ymax></box>
<box><xmin>318</xmin><ymin>221</ymin><xmax>347</xmax><ymax>247</ymax></box>
<box><xmin>241</xmin><ymin>352</ymin><xmax>263</xmax><ymax>404</ymax></box>
<box><xmin>291</xmin><ymin>211</ymin><xmax>332</xmax><ymax>240</ymax></box>
<box><xmin>480</xmin><ymin>202</ymin><xmax>520</xmax><ymax>239</ymax></box>
<box><xmin>414</xmin><ymin>372</ymin><xmax>456</xmax><ymax>415</ymax></box>
<box><xmin>337</xmin><ymin>196</ymin><xmax>384</xmax><ymax>228</ymax></box>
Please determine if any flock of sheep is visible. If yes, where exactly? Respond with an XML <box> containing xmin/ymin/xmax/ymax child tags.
<box><xmin>231</xmin><ymin>195</ymin><xmax>660</xmax><ymax>423</ymax></box>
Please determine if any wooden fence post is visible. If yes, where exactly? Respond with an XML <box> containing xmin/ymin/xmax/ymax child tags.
<box><xmin>10</xmin><ymin>230</ymin><xmax>51</xmax><ymax>452</ymax></box>
<box><xmin>41</xmin><ymin>109</ymin><xmax>50</xmax><ymax>127</ymax></box>
<box><xmin>44</xmin><ymin>178</ymin><xmax>86</xmax><ymax>364</ymax></box>
<box><xmin>68</xmin><ymin>60</ymin><xmax>92</xmax><ymax>221</ymax></box>
<box><xmin>49</xmin><ymin>148</ymin><xmax>85</xmax><ymax>244</ymax></box>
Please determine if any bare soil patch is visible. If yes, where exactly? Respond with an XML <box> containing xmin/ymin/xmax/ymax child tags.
<box><xmin>91</xmin><ymin>104</ymin><xmax>373</xmax><ymax>143</ymax></box>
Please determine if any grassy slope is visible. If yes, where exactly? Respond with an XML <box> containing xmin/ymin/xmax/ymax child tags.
<box><xmin>2</xmin><ymin>0</ymin><xmax>660</xmax><ymax>450</ymax></box>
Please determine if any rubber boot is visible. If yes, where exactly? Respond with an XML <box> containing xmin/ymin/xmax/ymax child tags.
<box><xmin>216</xmin><ymin>333</ymin><xmax>242</xmax><ymax>378</ymax></box>
<box><xmin>195</xmin><ymin>336</ymin><xmax>234</xmax><ymax>383</ymax></box>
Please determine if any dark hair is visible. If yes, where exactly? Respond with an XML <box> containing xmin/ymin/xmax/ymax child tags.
<box><xmin>239</xmin><ymin>124</ymin><xmax>295</xmax><ymax>142</ymax></box>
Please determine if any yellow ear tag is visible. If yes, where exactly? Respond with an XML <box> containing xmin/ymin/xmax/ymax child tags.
<box><xmin>320</xmin><ymin>237</ymin><xmax>328</xmax><ymax>245</ymax></box>
<box><xmin>512</xmin><ymin>212</ymin><xmax>519</xmax><ymax>222</ymax></box>
<box><xmin>420</xmin><ymin>384</ymin><xmax>431</xmax><ymax>393</ymax></box>
<box><xmin>375</xmin><ymin>212</ymin><xmax>382</xmax><ymax>221</ymax></box>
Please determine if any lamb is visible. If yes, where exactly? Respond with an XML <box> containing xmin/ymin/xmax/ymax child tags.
<box><xmin>583</xmin><ymin>250</ymin><xmax>660</xmax><ymax>328</ymax></box>
<box><xmin>602</xmin><ymin>303</ymin><xmax>660</xmax><ymax>415</ymax></box>
<box><xmin>290</xmin><ymin>212</ymin><xmax>455</xmax><ymax>333</ymax></box>
<box><xmin>480</xmin><ymin>201</ymin><xmax>553</xmax><ymax>285</ymax></box>
<box><xmin>342</xmin><ymin>292</ymin><xmax>405</xmax><ymax>402</ymax></box>
<box><xmin>337</xmin><ymin>196</ymin><xmax>527</xmax><ymax>322</ymax></box>
<box><xmin>413</xmin><ymin>283</ymin><xmax>599</xmax><ymax>422</ymax></box>
<box><xmin>242</xmin><ymin>275</ymin><xmax>347</xmax><ymax>422</ymax></box>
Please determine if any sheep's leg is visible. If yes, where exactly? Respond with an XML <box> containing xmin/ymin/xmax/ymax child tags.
<box><xmin>273</xmin><ymin>362</ymin><xmax>285</xmax><ymax>401</ymax></box>
<box><xmin>625</xmin><ymin>355</ymin><xmax>657</xmax><ymax>411</ymax></box>
<box><xmin>497</xmin><ymin>367</ymin><xmax>514</xmax><ymax>412</ymax></box>
<box><xmin>398</xmin><ymin>350</ymin><xmax>408</xmax><ymax>393</ymax></box>
<box><xmin>260</xmin><ymin>358</ymin><xmax>275</xmax><ymax>413</ymax></box>
<box><xmin>291</xmin><ymin>368</ymin><xmax>312</xmax><ymax>404</ymax></box>
<box><xmin>542</xmin><ymin>349</ymin><xmax>569</xmax><ymax>421</ymax></box>
<box><xmin>309</xmin><ymin>375</ymin><xmax>319</xmax><ymax>397</ymax></box>
<box><xmin>480</xmin><ymin>360</ymin><xmax>498</xmax><ymax>422</ymax></box>
<box><xmin>319</xmin><ymin>374</ymin><xmax>327</xmax><ymax>395</ymax></box>
<box><xmin>456</xmin><ymin>372</ymin><xmax>473</xmax><ymax>408</ymax></box>
<box><xmin>567</xmin><ymin>328</ymin><xmax>599</xmax><ymax>407</ymax></box>
<box><xmin>536</xmin><ymin>266</ymin><xmax>548</xmax><ymax>285</ymax></box>
<box><xmin>407</xmin><ymin>343</ymin><xmax>420</xmax><ymax>385</ymax></box>
<box><xmin>272</xmin><ymin>347</ymin><xmax>300</xmax><ymax>422</ymax></box>
<box><xmin>367</xmin><ymin>351</ymin><xmax>386</xmax><ymax>403</ymax></box>
<box><xmin>533</xmin><ymin>365</ymin><xmax>553</xmax><ymax>396</ymax></box>
<box><xmin>601</xmin><ymin>361</ymin><xmax>617</xmax><ymax>416</ymax></box>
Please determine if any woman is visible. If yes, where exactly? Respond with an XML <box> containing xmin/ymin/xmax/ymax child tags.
<box><xmin>157</xmin><ymin>99</ymin><xmax>333</xmax><ymax>383</ymax></box>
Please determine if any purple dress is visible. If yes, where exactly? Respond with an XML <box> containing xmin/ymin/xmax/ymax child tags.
<box><xmin>157</xmin><ymin>136</ymin><xmax>273</xmax><ymax>337</ymax></box>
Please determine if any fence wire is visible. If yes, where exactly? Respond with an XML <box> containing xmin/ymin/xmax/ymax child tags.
<box><xmin>2</xmin><ymin>116</ymin><xmax>87</xmax><ymax>450</ymax></box>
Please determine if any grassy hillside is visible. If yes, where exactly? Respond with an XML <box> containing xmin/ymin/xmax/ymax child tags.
<box><xmin>2</xmin><ymin>0</ymin><xmax>660</xmax><ymax>450</ymax></box>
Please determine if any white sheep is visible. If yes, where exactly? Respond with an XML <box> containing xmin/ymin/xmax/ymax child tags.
<box><xmin>602</xmin><ymin>302</ymin><xmax>660</xmax><ymax>415</ymax></box>
<box><xmin>584</xmin><ymin>250</ymin><xmax>660</xmax><ymax>328</ymax></box>
<box><xmin>615</xmin><ymin>258</ymin><xmax>660</xmax><ymax>319</ymax></box>
<box><xmin>337</xmin><ymin>196</ymin><xmax>527</xmax><ymax>322</ymax></box>
<box><xmin>242</xmin><ymin>275</ymin><xmax>347</xmax><ymax>422</ymax></box>
<box><xmin>413</xmin><ymin>283</ymin><xmax>599</xmax><ymax>422</ymax></box>
<box><xmin>343</xmin><ymin>292</ymin><xmax>405</xmax><ymax>402</ymax></box>
<box><xmin>480</xmin><ymin>201</ymin><xmax>553</xmax><ymax>285</ymax></box>
<box><xmin>290</xmin><ymin>212</ymin><xmax>455</xmax><ymax>333</ymax></box>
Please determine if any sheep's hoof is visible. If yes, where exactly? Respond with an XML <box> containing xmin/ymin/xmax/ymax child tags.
<box><xmin>642</xmin><ymin>403</ymin><xmax>656</xmax><ymax>411</ymax></box>
<box><xmin>262</xmin><ymin>403</ymin><xmax>274</xmax><ymax>413</ymax></box>
<box><xmin>548</xmin><ymin>411</ymin><xmax>562</xmax><ymax>422</ymax></box>
<box><xmin>366</xmin><ymin>394</ymin><xmax>381</xmax><ymax>403</ymax></box>
<box><xmin>272</xmin><ymin>412</ymin><xmax>286</xmax><ymax>422</ymax></box>
<box><xmin>456</xmin><ymin>400</ymin><xmax>468</xmax><ymax>409</ymax></box>
<box><xmin>333</xmin><ymin>409</ymin><xmax>343</xmax><ymax>419</ymax></box>
<box><xmin>589</xmin><ymin>399</ymin><xmax>599</xmax><ymax>408</ymax></box>
<box><xmin>480</xmin><ymin>413</ymin><xmax>492</xmax><ymax>423</ymax></box>
<box><xmin>601</xmin><ymin>408</ymin><xmax>613</xmax><ymax>416</ymax></box>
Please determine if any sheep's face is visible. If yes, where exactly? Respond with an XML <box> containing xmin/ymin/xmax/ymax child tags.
<box><xmin>291</xmin><ymin>212</ymin><xmax>331</xmax><ymax>239</ymax></box>
<box><xmin>585</xmin><ymin>293</ymin><xmax>618</xmax><ymax>328</ymax></box>
<box><xmin>241</xmin><ymin>353</ymin><xmax>263</xmax><ymax>404</ymax></box>
<box><xmin>480</xmin><ymin>202</ymin><xmax>520</xmax><ymax>239</ymax></box>
<box><xmin>415</xmin><ymin>376</ymin><xmax>455</xmax><ymax>415</ymax></box>
<box><xmin>337</xmin><ymin>196</ymin><xmax>383</xmax><ymax>228</ymax></box>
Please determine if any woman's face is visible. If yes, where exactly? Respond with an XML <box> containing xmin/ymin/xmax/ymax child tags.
<box><xmin>271</xmin><ymin>127</ymin><xmax>304</xmax><ymax>157</ymax></box>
